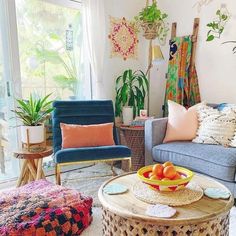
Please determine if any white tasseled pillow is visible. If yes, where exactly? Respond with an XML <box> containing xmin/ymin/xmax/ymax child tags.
<box><xmin>192</xmin><ymin>104</ymin><xmax>236</xmax><ymax>146</ymax></box>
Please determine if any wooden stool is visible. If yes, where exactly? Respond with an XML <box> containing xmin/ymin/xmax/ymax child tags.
<box><xmin>14</xmin><ymin>147</ymin><xmax>53</xmax><ymax>187</ymax></box>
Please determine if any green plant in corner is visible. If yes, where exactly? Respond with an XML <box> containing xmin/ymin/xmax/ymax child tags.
<box><xmin>115</xmin><ymin>69</ymin><xmax>149</xmax><ymax>118</ymax></box>
<box><xmin>206</xmin><ymin>8</ymin><xmax>230</xmax><ymax>42</ymax></box>
<box><xmin>12</xmin><ymin>94</ymin><xmax>54</xmax><ymax>126</ymax></box>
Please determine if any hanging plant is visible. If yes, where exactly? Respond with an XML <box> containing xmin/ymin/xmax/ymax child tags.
<box><xmin>206</xmin><ymin>6</ymin><xmax>230</xmax><ymax>42</ymax></box>
<box><xmin>133</xmin><ymin>2</ymin><xmax>168</xmax><ymax>42</ymax></box>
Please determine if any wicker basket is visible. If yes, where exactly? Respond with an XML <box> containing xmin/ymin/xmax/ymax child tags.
<box><xmin>119</xmin><ymin>127</ymin><xmax>145</xmax><ymax>171</ymax></box>
<box><xmin>141</xmin><ymin>21</ymin><xmax>161</xmax><ymax>40</ymax></box>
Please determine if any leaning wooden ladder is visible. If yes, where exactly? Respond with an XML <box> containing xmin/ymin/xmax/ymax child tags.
<box><xmin>163</xmin><ymin>18</ymin><xmax>200</xmax><ymax>116</ymax></box>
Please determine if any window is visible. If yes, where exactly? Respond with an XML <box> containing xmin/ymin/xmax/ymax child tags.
<box><xmin>16</xmin><ymin>0</ymin><xmax>91</xmax><ymax>100</ymax></box>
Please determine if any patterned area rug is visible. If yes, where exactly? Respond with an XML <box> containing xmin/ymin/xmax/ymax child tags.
<box><xmin>48</xmin><ymin>162</ymin><xmax>124</xmax><ymax>207</ymax></box>
<box><xmin>1</xmin><ymin>163</ymin><xmax>236</xmax><ymax>235</ymax></box>
<box><xmin>48</xmin><ymin>163</ymin><xmax>236</xmax><ymax>236</ymax></box>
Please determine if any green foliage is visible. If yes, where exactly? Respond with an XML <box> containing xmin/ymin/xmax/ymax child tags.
<box><xmin>206</xmin><ymin>9</ymin><xmax>230</xmax><ymax>42</ymax></box>
<box><xmin>12</xmin><ymin>94</ymin><xmax>54</xmax><ymax>126</ymax></box>
<box><xmin>15</xmin><ymin>0</ymin><xmax>82</xmax><ymax>98</ymax></box>
<box><xmin>34</xmin><ymin>33</ymin><xmax>78</xmax><ymax>94</ymax></box>
<box><xmin>133</xmin><ymin>3</ymin><xmax>169</xmax><ymax>45</ymax></box>
<box><xmin>137</xmin><ymin>3</ymin><xmax>167</xmax><ymax>23</ymax></box>
<box><xmin>115</xmin><ymin>69</ymin><xmax>149</xmax><ymax>117</ymax></box>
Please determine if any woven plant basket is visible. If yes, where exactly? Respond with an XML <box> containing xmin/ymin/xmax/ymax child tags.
<box><xmin>141</xmin><ymin>21</ymin><xmax>161</xmax><ymax>40</ymax></box>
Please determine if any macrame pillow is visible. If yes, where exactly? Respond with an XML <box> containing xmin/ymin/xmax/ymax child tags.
<box><xmin>192</xmin><ymin>104</ymin><xmax>236</xmax><ymax>146</ymax></box>
<box><xmin>221</xmin><ymin>105</ymin><xmax>236</xmax><ymax>147</ymax></box>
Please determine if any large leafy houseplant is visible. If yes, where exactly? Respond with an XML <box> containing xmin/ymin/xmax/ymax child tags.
<box><xmin>35</xmin><ymin>35</ymin><xmax>78</xmax><ymax>95</ymax></box>
<box><xmin>115</xmin><ymin>69</ymin><xmax>149</xmax><ymax>118</ymax></box>
<box><xmin>133</xmin><ymin>2</ymin><xmax>168</xmax><ymax>43</ymax></box>
<box><xmin>12</xmin><ymin>94</ymin><xmax>54</xmax><ymax>144</ymax></box>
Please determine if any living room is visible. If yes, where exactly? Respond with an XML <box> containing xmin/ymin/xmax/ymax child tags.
<box><xmin>0</xmin><ymin>0</ymin><xmax>236</xmax><ymax>235</ymax></box>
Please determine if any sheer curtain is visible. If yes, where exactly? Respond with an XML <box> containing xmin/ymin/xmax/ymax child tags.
<box><xmin>83</xmin><ymin>0</ymin><xmax>106</xmax><ymax>99</ymax></box>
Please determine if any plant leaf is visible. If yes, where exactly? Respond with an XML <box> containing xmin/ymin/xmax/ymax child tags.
<box><xmin>207</xmin><ymin>35</ymin><xmax>215</xmax><ymax>41</ymax></box>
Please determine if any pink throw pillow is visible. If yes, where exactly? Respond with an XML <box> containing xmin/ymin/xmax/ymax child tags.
<box><xmin>163</xmin><ymin>100</ymin><xmax>201</xmax><ymax>143</ymax></box>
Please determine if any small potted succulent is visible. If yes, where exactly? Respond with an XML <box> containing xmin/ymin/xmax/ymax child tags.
<box><xmin>115</xmin><ymin>69</ymin><xmax>148</xmax><ymax>125</ymax></box>
<box><xmin>133</xmin><ymin>2</ymin><xmax>168</xmax><ymax>41</ymax></box>
<box><xmin>12</xmin><ymin>94</ymin><xmax>54</xmax><ymax>145</ymax></box>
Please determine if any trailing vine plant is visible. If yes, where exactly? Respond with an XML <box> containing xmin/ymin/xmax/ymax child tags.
<box><xmin>132</xmin><ymin>2</ymin><xmax>169</xmax><ymax>45</ymax></box>
<box><xmin>206</xmin><ymin>6</ymin><xmax>230</xmax><ymax>42</ymax></box>
<box><xmin>222</xmin><ymin>41</ymin><xmax>236</xmax><ymax>54</ymax></box>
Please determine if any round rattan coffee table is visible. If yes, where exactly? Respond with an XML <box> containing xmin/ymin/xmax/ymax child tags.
<box><xmin>98</xmin><ymin>172</ymin><xmax>234</xmax><ymax>236</ymax></box>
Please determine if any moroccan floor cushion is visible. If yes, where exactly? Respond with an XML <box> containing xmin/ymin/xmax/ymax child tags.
<box><xmin>0</xmin><ymin>180</ymin><xmax>93</xmax><ymax>236</ymax></box>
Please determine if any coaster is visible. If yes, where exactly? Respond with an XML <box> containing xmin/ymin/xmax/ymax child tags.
<box><xmin>103</xmin><ymin>184</ymin><xmax>128</xmax><ymax>195</ymax></box>
<box><xmin>204</xmin><ymin>188</ymin><xmax>231</xmax><ymax>199</ymax></box>
<box><xmin>146</xmin><ymin>204</ymin><xmax>176</xmax><ymax>218</ymax></box>
<box><xmin>132</xmin><ymin>181</ymin><xmax>203</xmax><ymax>206</ymax></box>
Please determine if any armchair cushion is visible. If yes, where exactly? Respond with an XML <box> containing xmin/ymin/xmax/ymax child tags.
<box><xmin>55</xmin><ymin>145</ymin><xmax>131</xmax><ymax>163</ymax></box>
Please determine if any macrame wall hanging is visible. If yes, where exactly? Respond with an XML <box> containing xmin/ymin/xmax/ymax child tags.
<box><xmin>108</xmin><ymin>16</ymin><xmax>139</xmax><ymax>60</ymax></box>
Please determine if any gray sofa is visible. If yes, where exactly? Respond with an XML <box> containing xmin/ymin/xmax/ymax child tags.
<box><xmin>145</xmin><ymin>117</ymin><xmax>236</xmax><ymax>196</ymax></box>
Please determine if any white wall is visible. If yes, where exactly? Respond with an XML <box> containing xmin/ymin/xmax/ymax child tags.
<box><xmin>102</xmin><ymin>0</ymin><xmax>148</xmax><ymax>103</ymax></box>
<box><xmin>102</xmin><ymin>0</ymin><xmax>236</xmax><ymax>118</ymax></box>
<box><xmin>151</xmin><ymin>0</ymin><xmax>236</xmax><ymax>117</ymax></box>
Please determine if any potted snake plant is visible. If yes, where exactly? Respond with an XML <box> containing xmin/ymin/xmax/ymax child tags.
<box><xmin>115</xmin><ymin>69</ymin><xmax>149</xmax><ymax>125</ymax></box>
<box><xmin>12</xmin><ymin>94</ymin><xmax>54</xmax><ymax>145</ymax></box>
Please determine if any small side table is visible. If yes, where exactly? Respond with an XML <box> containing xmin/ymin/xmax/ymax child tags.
<box><xmin>119</xmin><ymin>126</ymin><xmax>145</xmax><ymax>171</ymax></box>
<box><xmin>14</xmin><ymin>147</ymin><xmax>53</xmax><ymax>187</ymax></box>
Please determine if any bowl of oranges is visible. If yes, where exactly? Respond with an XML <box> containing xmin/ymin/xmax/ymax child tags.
<box><xmin>137</xmin><ymin>162</ymin><xmax>194</xmax><ymax>192</ymax></box>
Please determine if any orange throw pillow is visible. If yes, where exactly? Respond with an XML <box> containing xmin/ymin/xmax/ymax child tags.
<box><xmin>60</xmin><ymin>123</ymin><xmax>115</xmax><ymax>148</ymax></box>
<box><xmin>163</xmin><ymin>100</ymin><xmax>201</xmax><ymax>143</ymax></box>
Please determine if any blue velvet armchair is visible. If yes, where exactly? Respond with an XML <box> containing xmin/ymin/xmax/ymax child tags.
<box><xmin>52</xmin><ymin>100</ymin><xmax>131</xmax><ymax>185</ymax></box>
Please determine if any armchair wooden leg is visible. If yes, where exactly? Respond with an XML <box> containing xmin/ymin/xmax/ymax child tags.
<box><xmin>111</xmin><ymin>161</ymin><xmax>117</xmax><ymax>176</ymax></box>
<box><xmin>55</xmin><ymin>164</ymin><xmax>61</xmax><ymax>185</ymax></box>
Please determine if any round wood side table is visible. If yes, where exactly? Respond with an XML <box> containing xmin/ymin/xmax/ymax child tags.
<box><xmin>119</xmin><ymin>126</ymin><xmax>145</xmax><ymax>171</ymax></box>
<box><xmin>14</xmin><ymin>146</ymin><xmax>53</xmax><ymax>187</ymax></box>
<box><xmin>98</xmin><ymin>172</ymin><xmax>234</xmax><ymax>236</ymax></box>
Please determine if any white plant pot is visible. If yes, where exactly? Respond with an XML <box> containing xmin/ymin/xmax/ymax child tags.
<box><xmin>21</xmin><ymin>125</ymin><xmax>45</xmax><ymax>144</ymax></box>
<box><xmin>122</xmin><ymin>107</ymin><xmax>133</xmax><ymax>126</ymax></box>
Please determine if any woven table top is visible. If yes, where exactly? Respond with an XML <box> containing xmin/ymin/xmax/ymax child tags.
<box><xmin>98</xmin><ymin>172</ymin><xmax>234</xmax><ymax>225</ymax></box>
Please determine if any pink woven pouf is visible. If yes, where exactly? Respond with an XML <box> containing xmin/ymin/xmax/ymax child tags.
<box><xmin>0</xmin><ymin>180</ymin><xmax>93</xmax><ymax>236</ymax></box>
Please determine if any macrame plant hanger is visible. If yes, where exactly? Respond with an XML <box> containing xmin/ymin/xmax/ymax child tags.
<box><xmin>144</xmin><ymin>0</ymin><xmax>161</xmax><ymax>116</ymax></box>
<box><xmin>163</xmin><ymin>18</ymin><xmax>200</xmax><ymax>116</ymax></box>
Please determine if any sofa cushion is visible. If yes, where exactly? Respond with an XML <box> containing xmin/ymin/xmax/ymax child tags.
<box><xmin>55</xmin><ymin>145</ymin><xmax>131</xmax><ymax>163</ymax></box>
<box><xmin>152</xmin><ymin>142</ymin><xmax>236</xmax><ymax>182</ymax></box>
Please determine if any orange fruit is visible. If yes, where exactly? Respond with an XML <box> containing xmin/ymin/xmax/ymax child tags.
<box><xmin>163</xmin><ymin>166</ymin><xmax>176</xmax><ymax>179</ymax></box>
<box><xmin>150</xmin><ymin>175</ymin><xmax>162</xmax><ymax>180</ymax></box>
<box><xmin>172</xmin><ymin>172</ymin><xmax>181</xmax><ymax>180</ymax></box>
<box><xmin>148</xmin><ymin>172</ymin><xmax>154</xmax><ymax>178</ymax></box>
<box><xmin>161</xmin><ymin>177</ymin><xmax>170</xmax><ymax>181</ymax></box>
<box><xmin>152</xmin><ymin>164</ymin><xmax>164</xmax><ymax>176</ymax></box>
<box><xmin>163</xmin><ymin>161</ymin><xmax>174</xmax><ymax>168</ymax></box>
